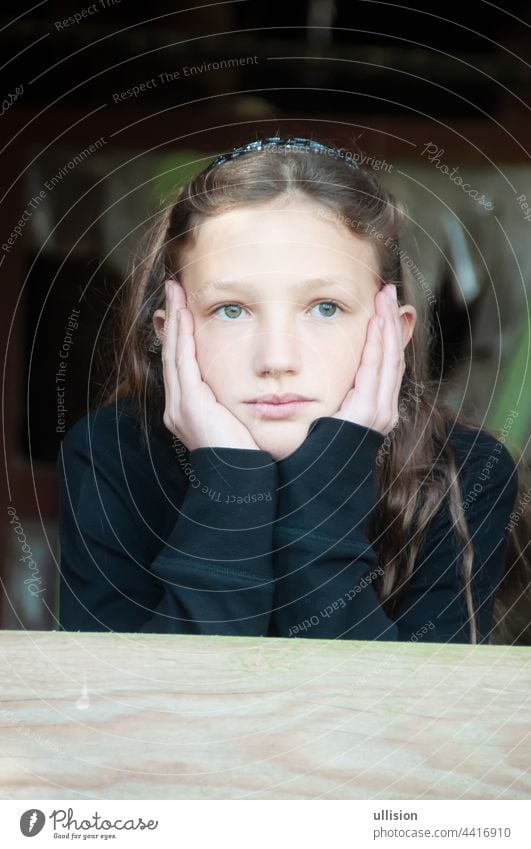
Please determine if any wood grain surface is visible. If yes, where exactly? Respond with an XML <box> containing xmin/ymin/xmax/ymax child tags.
<box><xmin>0</xmin><ymin>631</ymin><xmax>529</xmax><ymax>799</ymax></box>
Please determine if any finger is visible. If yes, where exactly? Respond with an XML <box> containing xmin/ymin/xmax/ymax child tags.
<box><xmin>161</xmin><ymin>279</ymin><xmax>180</xmax><ymax>409</ymax></box>
<box><xmin>174</xmin><ymin>300</ymin><xmax>204</xmax><ymax>396</ymax></box>
<box><xmin>376</xmin><ymin>285</ymin><xmax>403</xmax><ymax>424</ymax></box>
<box><xmin>175</xmin><ymin>305</ymin><xmax>218</xmax><ymax>445</ymax></box>
<box><xmin>349</xmin><ymin>312</ymin><xmax>384</xmax><ymax>427</ymax></box>
<box><xmin>171</xmin><ymin>278</ymin><xmax>188</xmax><ymax>311</ymax></box>
<box><xmin>387</xmin><ymin>285</ymin><xmax>407</xmax><ymax>410</ymax></box>
<box><xmin>168</xmin><ymin>277</ymin><xmax>191</xmax><ymax>394</ymax></box>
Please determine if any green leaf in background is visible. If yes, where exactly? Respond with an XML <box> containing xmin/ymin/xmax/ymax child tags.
<box><xmin>151</xmin><ymin>150</ymin><xmax>213</xmax><ymax>204</ymax></box>
<box><xmin>486</xmin><ymin>313</ymin><xmax>531</xmax><ymax>459</ymax></box>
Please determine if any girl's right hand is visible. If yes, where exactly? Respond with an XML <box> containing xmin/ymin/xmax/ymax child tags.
<box><xmin>161</xmin><ymin>278</ymin><xmax>262</xmax><ymax>452</ymax></box>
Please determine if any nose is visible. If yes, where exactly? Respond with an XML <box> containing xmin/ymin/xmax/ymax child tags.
<box><xmin>253</xmin><ymin>326</ymin><xmax>303</xmax><ymax>377</ymax></box>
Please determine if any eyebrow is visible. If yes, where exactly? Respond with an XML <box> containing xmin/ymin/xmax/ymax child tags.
<box><xmin>199</xmin><ymin>276</ymin><xmax>357</xmax><ymax>297</ymax></box>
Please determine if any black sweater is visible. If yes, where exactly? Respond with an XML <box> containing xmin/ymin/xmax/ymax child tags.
<box><xmin>57</xmin><ymin>395</ymin><xmax>519</xmax><ymax>643</ymax></box>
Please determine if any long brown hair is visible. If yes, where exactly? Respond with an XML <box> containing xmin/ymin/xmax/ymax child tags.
<box><xmin>97</xmin><ymin>137</ymin><xmax>531</xmax><ymax>645</ymax></box>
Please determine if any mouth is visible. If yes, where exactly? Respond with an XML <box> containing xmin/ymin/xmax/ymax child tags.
<box><xmin>245</xmin><ymin>395</ymin><xmax>315</xmax><ymax>420</ymax></box>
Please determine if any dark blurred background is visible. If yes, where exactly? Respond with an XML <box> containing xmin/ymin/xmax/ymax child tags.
<box><xmin>1</xmin><ymin>0</ymin><xmax>530</xmax><ymax>629</ymax></box>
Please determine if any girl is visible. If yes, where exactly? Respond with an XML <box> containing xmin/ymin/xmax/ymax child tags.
<box><xmin>57</xmin><ymin>135</ymin><xmax>530</xmax><ymax>644</ymax></box>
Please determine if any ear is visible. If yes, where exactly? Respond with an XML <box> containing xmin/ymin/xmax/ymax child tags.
<box><xmin>152</xmin><ymin>309</ymin><xmax>166</xmax><ymax>344</ymax></box>
<box><xmin>398</xmin><ymin>304</ymin><xmax>417</xmax><ymax>349</ymax></box>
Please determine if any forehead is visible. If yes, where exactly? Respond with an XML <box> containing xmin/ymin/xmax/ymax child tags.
<box><xmin>181</xmin><ymin>198</ymin><xmax>381</xmax><ymax>291</ymax></box>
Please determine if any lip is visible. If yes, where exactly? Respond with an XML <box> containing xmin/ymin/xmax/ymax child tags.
<box><xmin>245</xmin><ymin>397</ymin><xmax>314</xmax><ymax>420</ymax></box>
<box><xmin>248</xmin><ymin>393</ymin><xmax>312</xmax><ymax>404</ymax></box>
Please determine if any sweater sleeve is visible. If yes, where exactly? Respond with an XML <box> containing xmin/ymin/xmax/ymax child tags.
<box><xmin>58</xmin><ymin>422</ymin><xmax>278</xmax><ymax>635</ymax></box>
<box><xmin>390</xmin><ymin>433</ymin><xmax>519</xmax><ymax>644</ymax></box>
<box><xmin>269</xmin><ymin>416</ymin><xmax>399</xmax><ymax>640</ymax></box>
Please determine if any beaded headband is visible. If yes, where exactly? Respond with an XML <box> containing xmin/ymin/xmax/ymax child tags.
<box><xmin>203</xmin><ymin>135</ymin><xmax>362</xmax><ymax>176</ymax></box>
<box><xmin>201</xmin><ymin>136</ymin><xmax>402</xmax><ymax>285</ymax></box>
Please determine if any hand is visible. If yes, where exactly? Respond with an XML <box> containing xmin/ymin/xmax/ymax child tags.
<box><xmin>331</xmin><ymin>283</ymin><xmax>406</xmax><ymax>436</ymax></box>
<box><xmin>161</xmin><ymin>279</ymin><xmax>262</xmax><ymax>452</ymax></box>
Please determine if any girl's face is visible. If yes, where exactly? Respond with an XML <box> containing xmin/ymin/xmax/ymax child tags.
<box><xmin>155</xmin><ymin>195</ymin><xmax>416</xmax><ymax>460</ymax></box>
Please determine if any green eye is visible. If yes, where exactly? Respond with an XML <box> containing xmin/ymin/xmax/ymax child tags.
<box><xmin>311</xmin><ymin>301</ymin><xmax>341</xmax><ymax>318</ymax></box>
<box><xmin>212</xmin><ymin>300</ymin><xmax>343</xmax><ymax>320</ymax></box>
<box><xmin>215</xmin><ymin>304</ymin><xmax>245</xmax><ymax>319</ymax></box>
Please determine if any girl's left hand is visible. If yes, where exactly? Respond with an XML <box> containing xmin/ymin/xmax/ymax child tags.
<box><xmin>331</xmin><ymin>283</ymin><xmax>406</xmax><ymax>437</ymax></box>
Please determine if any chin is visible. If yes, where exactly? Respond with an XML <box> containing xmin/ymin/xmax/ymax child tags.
<box><xmin>251</xmin><ymin>422</ymin><xmax>311</xmax><ymax>461</ymax></box>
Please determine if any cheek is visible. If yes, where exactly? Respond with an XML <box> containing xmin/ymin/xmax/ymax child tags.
<box><xmin>193</xmin><ymin>328</ymin><xmax>238</xmax><ymax>392</ymax></box>
<box><xmin>321</xmin><ymin>328</ymin><xmax>365</xmax><ymax>385</ymax></box>
<box><xmin>193</xmin><ymin>326</ymin><xmax>214</xmax><ymax>371</ymax></box>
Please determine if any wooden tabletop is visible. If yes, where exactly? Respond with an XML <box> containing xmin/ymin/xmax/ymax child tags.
<box><xmin>0</xmin><ymin>631</ymin><xmax>529</xmax><ymax>799</ymax></box>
